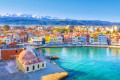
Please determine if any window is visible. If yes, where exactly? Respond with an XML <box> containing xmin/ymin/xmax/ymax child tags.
<box><xmin>42</xmin><ymin>63</ymin><xmax>44</xmax><ymax>67</ymax></box>
<box><xmin>27</xmin><ymin>67</ymin><xmax>29</xmax><ymax>71</ymax></box>
<box><xmin>16</xmin><ymin>50</ymin><xmax>17</xmax><ymax>53</ymax></box>
<box><xmin>33</xmin><ymin>65</ymin><xmax>35</xmax><ymax>70</ymax></box>
<box><xmin>38</xmin><ymin>64</ymin><xmax>39</xmax><ymax>68</ymax></box>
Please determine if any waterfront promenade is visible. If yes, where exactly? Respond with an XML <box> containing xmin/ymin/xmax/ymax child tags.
<box><xmin>27</xmin><ymin>49</ymin><xmax>66</xmax><ymax>80</ymax></box>
<box><xmin>0</xmin><ymin>48</ymin><xmax>66</xmax><ymax>80</ymax></box>
<box><xmin>33</xmin><ymin>44</ymin><xmax>120</xmax><ymax>49</ymax></box>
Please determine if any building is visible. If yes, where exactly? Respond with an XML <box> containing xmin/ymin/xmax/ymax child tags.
<box><xmin>13</xmin><ymin>34</ymin><xmax>19</xmax><ymax>42</ymax></box>
<box><xmin>80</xmin><ymin>34</ymin><xmax>89</xmax><ymax>44</ymax></box>
<box><xmin>111</xmin><ymin>36</ymin><xmax>120</xmax><ymax>45</ymax></box>
<box><xmin>0</xmin><ymin>36</ymin><xmax>6</xmax><ymax>42</ymax></box>
<box><xmin>8</xmin><ymin>42</ymin><xmax>17</xmax><ymax>48</ymax></box>
<box><xmin>16</xmin><ymin>50</ymin><xmax>46</xmax><ymax>73</ymax></box>
<box><xmin>98</xmin><ymin>35</ymin><xmax>107</xmax><ymax>45</ymax></box>
<box><xmin>72</xmin><ymin>36</ymin><xmax>78</xmax><ymax>44</ymax></box>
<box><xmin>19</xmin><ymin>32</ymin><xmax>27</xmax><ymax>43</ymax></box>
<box><xmin>45</xmin><ymin>35</ymin><xmax>50</xmax><ymax>44</ymax></box>
<box><xmin>57</xmin><ymin>36</ymin><xmax>63</xmax><ymax>44</ymax></box>
<box><xmin>63</xmin><ymin>35</ymin><xmax>69</xmax><ymax>44</ymax></box>
<box><xmin>6</xmin><ymin>36</ymin><xmax>12</xmax><ymax>45</ymax></box>
<box><xmin>28</xmin><ymin>37</ymin><xmax>42</xmax><ymax>46</ymax></box>
<box><xmin>49</xmin><ymin>35</ymin><xmax>58</xmax><ymax>45</ymax></box>
<box><xmin>77</xmin><ymin>36</ymin><xmax>81</xmax><ymax>44</ymax></box>
<box><xmin>1</xmin><ymin>49</ymin><xmax>23</xmax><ymax>60</ymax></box>
<box><xmin>90</xmin><ymin>34</ymin><xmax>98</xmax><ymax>45</ymax></box>
<box><xmin>68</xmin><ymin>37</ymin><xmax>72</xmax><ymax>44</ymax></box>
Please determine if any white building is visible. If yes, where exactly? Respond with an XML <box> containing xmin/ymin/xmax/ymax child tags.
<box><xmin>72</xmin><ymin>37</ymin><xmax>78</xmax><ymax>44</ymax></box>
<box><xmin>13</xmin><ymin>35</ymin><xmax>19</xmax><ymax>42</ymax></box>
<box><xmin>6</xmin><ymin>36</ymin><xmax>12</xmax><ymax>44</ymax></box>
<box><xmin>28</xmin><ymin>37</ymin><xmax>42</xmax><ymax>46</ymax></box>
<box><xmin>16</xmin><ymin>50</ymin><xmax>46</xmax><ymax>73</ymax></box>
<box><xmin>98</xmin><ymin>35</ymin><xmax>107</xmax><ymax>45</ymax></box>
<box><xmin>89</xmin><ymin>37</ymin><xmax>94</xmax><ymax>44</ymax></box>
<box><xmin>57</xmin><ymin>36</ymin><xmax>63</xmax><ymax>44</ymax></box>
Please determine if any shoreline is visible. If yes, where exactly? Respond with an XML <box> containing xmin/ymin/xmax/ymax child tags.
<box><xmin>33</xmin><ymin>45</ymin><xmax>120</xmax><ymax>49</ymax></box>
<box><xmin>0</xmin><ymin>48</ymin><xmax>67</xmax><ymax>80</ymax></box>
<box><xmin>32</xmin><ymin>49</ymin><xmax>67</xmax><ymax>80</ymax></box>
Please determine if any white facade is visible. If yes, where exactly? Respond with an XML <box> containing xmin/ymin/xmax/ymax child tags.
<box><xmin>57</xmin><ymin>36</ymin><xmax>63</xmax><ymax>44</ymax></box>
<box><xmin>89</xmin><ymin>37</ymin><xmax>94</xmax><ymax>44</ymax></box>
<box><xmin>29</xmin><ymin>37</ymin><xmax>42</xmax><ymax>45</ymax></box>
<box><xmin>23</xmin><ymin>62</ymin><xmax>46</xmax><ymax>73</ymax></box>
<box><xmin>72</xmin><ymin>37</ymin><xmax>78</xmax><ymax>44</ymax></box>
<box><xmin>98</xmin><ymin>35</ymin><xmax>107</xmax><ymax>45</ymax></box>
<box><xmin>6</xmin><ymin>36</ymin><xmax>12</xmax><ymax>44</ymax></box>
<box><xmin>13</xmin><ymin>35</ymin><xmax>19</xmax><ymax>42</ymax></box>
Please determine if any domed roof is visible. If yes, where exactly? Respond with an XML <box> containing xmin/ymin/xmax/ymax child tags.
<box><xmin>18</xmin><ymin>50</ymin><xmax>36</xmax><ymax>61</ymax></box>
<box><xmin>33</xmin><ymin>60</ymin><xmax>39</xmax><ymax>63</ymax></box>
<box><xmin>29</xmin><ymin>60</ymin><xmax>34</xmax><ymax>64</ymax></box>
<box><xmin>23</xmin><ymin>61</ymin><xmax>29</xmax><ymax>65</ymax></box>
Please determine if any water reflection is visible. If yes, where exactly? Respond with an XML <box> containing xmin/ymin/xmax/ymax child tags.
<box><xmin>38</xmin><ymin>47</ymin><xmax>120</xmax><ymax>59</ymax></box>
<box><xmin>37</xmin><ymin>47</ymin><xmax>120</xmax><ymax>80</ymax></box>
<box><xmin>106</xmin><ymin>48</ymin><xmax>110</xmax><ymax>56</ymax></box>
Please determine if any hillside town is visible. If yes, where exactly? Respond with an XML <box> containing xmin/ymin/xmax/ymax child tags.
<box><xmin>0</xmin><ymin>25</ymin><xmax>120</xmax><ymax>80</ymax></box>
<box><xmin>0</xmin><ymin>25</ymin><xmax>120</xmax><ymax>60</ymax></box>
<box><xmin>0</xmin><ymin>25</ymin><xmax>120</xmax><ymax>47</ymax></box>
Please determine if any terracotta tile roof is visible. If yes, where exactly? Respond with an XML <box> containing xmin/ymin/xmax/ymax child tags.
<box><xmin>0</xmin><ymin>36</ymin><xmax>6</xmax><ymax>38</ymax></box>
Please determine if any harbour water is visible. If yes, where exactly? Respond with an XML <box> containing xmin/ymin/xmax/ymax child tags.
<box><xmin>38</xmin><ymin>47</ymin><xmax>120</xmax><ymax>80</ymax></box>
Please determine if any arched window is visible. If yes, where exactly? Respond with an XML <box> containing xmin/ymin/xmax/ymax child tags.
<box><xmin>38</xmin><ymin>64</ymin><xmax>39</xmax><ymax>68</ymax></box>
<box><xmin>27</xmin><ymin>67</ymin><xmax>29</xmax><ymax>71</ymax></box>
<box><xmin>42</xmin><ymin>63</ymin><xmax>44</xmax><ymax>67</ymax></box>
<box><xmin>33</xmin><ymin>65</ymin><xmax>35</xmax><ymax>70</ymax></box>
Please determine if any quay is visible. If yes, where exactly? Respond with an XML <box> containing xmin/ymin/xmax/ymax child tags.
<box><xmin>0</xmin><ymin>48</ymin><xmax>67</xmax><ymax>80</ymax></box>
<box><xmin>33</xmin><ymin>45</ymin><xmax>120</xmax><ymax>49</ymax></box>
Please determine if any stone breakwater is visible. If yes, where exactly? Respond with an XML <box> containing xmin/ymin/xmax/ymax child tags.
<box><xmin>41</xmin><ymin>72</ymin><xmax>68</xmax><ymax>80</ymax></box>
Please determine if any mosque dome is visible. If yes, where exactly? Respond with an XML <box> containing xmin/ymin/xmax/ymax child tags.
<box><xmin>29</xmin><ymin>60</ymin><xmax>34</xmax><ymax>64</ymax></box>
<box><xmin>18</xmin><ymin>50</ymin><xmax>36</xmax><ymax>61</ymax></box>
<box><xmin>23</xmin><ymin>61</ymin><xmax>29</xmax><ymax>65</ymax></box>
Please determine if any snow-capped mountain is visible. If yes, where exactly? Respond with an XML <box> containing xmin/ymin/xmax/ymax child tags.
<box><xmin>0</xmin><ymin>13</ymin><xmax>71</xmax><ymax>21</ymax></box>
<box><xmin>0</xmin><ymin>13</ymin><xmax>119</xmax><ymax>25</ymax></box>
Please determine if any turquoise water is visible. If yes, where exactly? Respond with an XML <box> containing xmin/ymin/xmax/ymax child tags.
<box><xmin>38</xmin><ymin>47</ymin><xmax>120</xmax><ymax>80</ymax></box>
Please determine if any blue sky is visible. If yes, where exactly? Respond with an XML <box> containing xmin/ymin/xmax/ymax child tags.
<box><xmin>0</xmin><ymin>0</ymin><xmax>120</xmax><ymax>22</ymax></box>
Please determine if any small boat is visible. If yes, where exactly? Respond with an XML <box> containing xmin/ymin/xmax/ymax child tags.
<box><xmin>46</xmin><ymin>56</ymin><xmax>59</xmax><ymax>60</ymax></box>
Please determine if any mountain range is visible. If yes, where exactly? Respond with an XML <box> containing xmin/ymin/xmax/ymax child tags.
<box><xmin>0</xmin><ymin>13</ymin><xmax>119</xmax><ymax>26</ymax></box>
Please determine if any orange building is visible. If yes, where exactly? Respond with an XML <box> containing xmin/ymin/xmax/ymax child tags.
<box><xmin>1</xmin><ymin>49</ymin><xmax>23</xmax><ymax>60</ymax></box>
<box><xmin>111</xmin><ymin>36</ymin><xmax>120</xmax><ymax>45</ymax></box>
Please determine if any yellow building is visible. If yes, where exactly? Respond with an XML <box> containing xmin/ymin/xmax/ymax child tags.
<box><xmin>45</xmin><ymin>35</ymin><xmax>50</xmax><ymax>43</ymax></box>
<box><xmin>49</xmin><ymin>34</ymin><xmax>57</xmax><ymax>44</ymax></box>
<box><xmin>90</xmin><ymin>34</ymin><xmax>98</xmax><ymax>44</ymax></box>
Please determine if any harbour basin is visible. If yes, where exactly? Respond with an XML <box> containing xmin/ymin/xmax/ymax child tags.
<box><xmin>38</xmin><ymin>47</ymin><xmax>120</xmax><ymax>80</ymax></box>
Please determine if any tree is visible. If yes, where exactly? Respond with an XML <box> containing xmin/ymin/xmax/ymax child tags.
<box><xmin>3</xmin><ymin>25</ymin><xmax>10</xmax><ymax>31</ymax></box>
<box><xmin>106</xmin><ymin>31</ymin><xmax>110</xmax><ymax>34</ymax></box>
